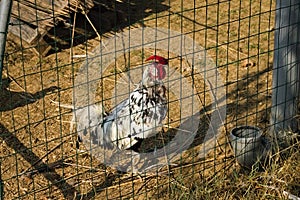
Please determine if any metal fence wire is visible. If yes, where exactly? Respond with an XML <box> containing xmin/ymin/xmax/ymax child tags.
<box><xmin>0</xmin><ymin>0</ymin><xmax>300</xmax><ymax>199</ymax></box>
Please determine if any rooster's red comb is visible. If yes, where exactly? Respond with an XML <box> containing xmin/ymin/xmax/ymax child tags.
<box><xmin>145</xmin><ymin>55</ymin><xmax>168</xmax><ymax>65</ymax></box>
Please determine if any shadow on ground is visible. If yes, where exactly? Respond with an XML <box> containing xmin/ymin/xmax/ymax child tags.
<box><xmin>0</xmin><ymin>78</ymin><xmax>60</xmax><ymax>112</ymax></box>
<box><xmin>45</xmin><ymin>0</ymin><xmax>169</xmax><ymax>54</ymax></box>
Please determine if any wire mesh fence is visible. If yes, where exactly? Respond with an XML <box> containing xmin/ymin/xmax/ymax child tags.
<box><xmin>0</xmin><ymin>0</ymin><xmax>299</xmax><ymax>199</ymax></box>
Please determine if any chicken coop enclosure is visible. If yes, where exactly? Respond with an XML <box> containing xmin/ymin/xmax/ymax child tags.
<box><xmin>0</xmin><ymin>0</ymin><xmax>300</xmax><ymax>199</ymax></box>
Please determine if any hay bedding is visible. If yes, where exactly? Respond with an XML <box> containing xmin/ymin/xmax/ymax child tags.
<box><xmin>0</xmin><ymin>51</ymin><xmax>271</xmax><ymax>199</ymax></box>
<box><xmin>0</xmin><ymin>45</ymin><xmax>209</xmax><ymax>199</ymax></box>
<box><xmin>0</xmin><ymin>1</ymin><xmax>274</xmax><ymax>198</ymax></box>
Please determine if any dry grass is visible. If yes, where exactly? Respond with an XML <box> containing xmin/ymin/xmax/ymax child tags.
<box><xmin>163</xmin><ymin>134</ymin><xmax>300</xmax><ymax>200</ymax></box>
<box><xmin>1</xmin><ymin>0</ymin><xmax>299</xmax><ymax>199</ymax></box>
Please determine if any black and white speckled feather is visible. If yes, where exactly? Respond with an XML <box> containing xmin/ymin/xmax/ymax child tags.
<box><xmin>76</xmin><ymin>55</ymin><xmax>168</xmax><ymax>150</ymax></box>
<box><xmin>106</xmin><ymin>82</ymin><xmax>167</xmax><ymax>149</ymax></box>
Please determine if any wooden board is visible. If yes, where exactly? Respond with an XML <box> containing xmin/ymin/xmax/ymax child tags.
<box><xmin>8</xmin><ymin>0</ymin><xmax>94</xmax><ymax>56</ymax></box>
<box><xmin>11</xmin><ymin>0</ymin><xmax>94</xmax><ymax>29</ymax></box>
<box><xmin>8</xmin><ymin>18</ymin><xmax>52</xmax><ymax>56</ymax></box>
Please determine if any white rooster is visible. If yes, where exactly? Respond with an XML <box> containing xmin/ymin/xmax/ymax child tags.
<box><xmin>76</xmin><ymin>55</ymin><xmax>168</xmax><ymax>151</ymax></box>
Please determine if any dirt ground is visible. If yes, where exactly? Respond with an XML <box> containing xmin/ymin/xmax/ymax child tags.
<box><xmin>1</xmin><ymin>0</ymin><xmax>293</xmax><ymax>199</ymax></box>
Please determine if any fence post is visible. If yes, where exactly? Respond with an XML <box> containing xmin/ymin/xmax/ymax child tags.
<box><xmin>0</xmin><ymin>0</ymin><xmax>13</xmax><ymax>86</ymax></box>
<box><xmin>270</xmin><ymin>0</ymin><xmax>300</xmax><ymax>134</ymax></box>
